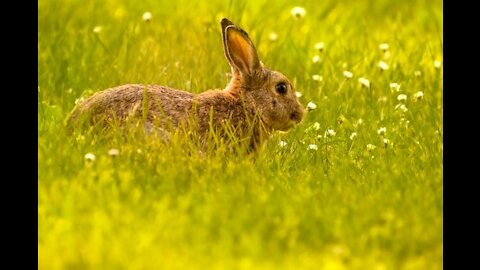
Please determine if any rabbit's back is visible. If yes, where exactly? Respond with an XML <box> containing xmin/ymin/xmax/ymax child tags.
<box><xmin>68</xmin><ymin>84</ymin><xmax>195</xmax><ymax>129</ymax></box>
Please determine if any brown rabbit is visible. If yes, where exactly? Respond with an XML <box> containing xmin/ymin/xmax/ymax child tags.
<box><xmin>67</xmin><ymin>18</ymin><xmax>305</xmax><ymax>151</ymax></box>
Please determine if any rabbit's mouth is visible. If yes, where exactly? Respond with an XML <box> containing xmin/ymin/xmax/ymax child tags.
<box><xmin>274</xmin><ymin>120</ymin><xmax>298</xmax><ymax>132</ymax></box>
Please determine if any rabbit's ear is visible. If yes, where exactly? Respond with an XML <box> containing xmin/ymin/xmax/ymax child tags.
<box><xmin>221</xmin><ymin>18</ymin><xmax>261</xmax><ymax>76</ymax></box>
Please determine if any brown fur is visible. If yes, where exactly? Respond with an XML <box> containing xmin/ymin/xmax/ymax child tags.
<box><xmin>67</xmin><ymin>18</ymin><xmax>305</xmax><ymax>151</ymax></box>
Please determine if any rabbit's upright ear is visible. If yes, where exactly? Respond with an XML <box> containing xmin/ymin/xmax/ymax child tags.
<box><xmin>221</xmin><ymin>18</ymin><xmax>261</xmax><ymax>76</ymax></box>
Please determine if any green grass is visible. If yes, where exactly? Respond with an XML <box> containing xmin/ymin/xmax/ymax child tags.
<box><xmin>38</xmin><ymin>0</ymin><xmax>443</xmax><ymax>269</ymax></box>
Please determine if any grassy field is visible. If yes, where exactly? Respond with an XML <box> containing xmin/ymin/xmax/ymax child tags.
<box><xmin>38</xmin><ymin>0</ymin><xmax>443</xmax><ymax>269</ymax></box>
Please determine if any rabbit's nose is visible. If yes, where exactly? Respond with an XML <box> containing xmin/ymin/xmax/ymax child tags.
<box><xmin>290</xmin><ymin>110</ymin><xmax>303</xmax><ymax>123</ymax></box>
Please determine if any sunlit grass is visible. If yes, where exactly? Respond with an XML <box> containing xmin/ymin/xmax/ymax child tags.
<box><xmin>38</xmin><ymin>0</ymin><xmax>443</xmax><ymax>269</ymax></box>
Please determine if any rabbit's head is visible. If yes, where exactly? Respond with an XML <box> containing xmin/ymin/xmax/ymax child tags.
<box><xmin>221</xmin><ymin>18</ymin><xmax>305</xmax><ymax>132</ymax></box>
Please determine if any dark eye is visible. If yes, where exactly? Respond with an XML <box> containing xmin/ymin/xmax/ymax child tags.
<box><xmin>276</xmin><ymin>82</ymin><xmax>287</xmax><ymax>94</ymax></box>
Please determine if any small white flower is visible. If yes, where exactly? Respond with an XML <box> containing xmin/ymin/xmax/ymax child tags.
<box><xmin>349</xmin><ymin>132</ymin><xmax>357</xmax><ymax>140</ymax></box>
<box><xmin>307</xmin><ymin>144</ymin><xmax>318</xmax><ymax>151</ymax></box>
<box><xmin>278</xmin><ymin>141</ymin><xmax>287</xmax><ymax>147</ymax></box>
<box><xmin>108</xmin><ymin>148</ymin><xmax>119</xmax><ymax>157</ymax></box>
<box><xmin>413</xmin><ymin>91</ymin><xmax>424</xmax><ymax>101</ymax></box>
<box><xmin>397</xmin><ymin>94</ymin><xmax>407</xmax><ymax>102</ymax></box>
<box><xmin>291</xmin><ymin>6</ymin><xmax>306</xmax><ymax>18</ymax></box>
<box><xmin>378</xmin><ymin>61</ymin><xmax>389</xmax><ymax>71</ymax></box>
<box><xmin>389</xmin><ymin>82</ymin><xmax>401</xmax><ymax>92</ymax></box>
<box><xmin>325</xmin><ymin>128</ymin><xmax>336</xmax><ymax>137</ymax></box>
<box><xmin>295</xmin><ymin>91</ymin><xmax>302</xmax><ymax>98</ymax></box>
<box><xmin>93</xmin><ymin>26</ymin><xmax>103</xmax><ymax>33</ymax></box>
<box><xmin>377</xmin><ymin>127</ymin><xmax>387</xmax><ymax>136</ymax></box>
<box><xmin>84</xmin><ymin>153</ymin><xmax>96</xmax><ymax>162</ymax></box>
<box><xmin>307</xmin><ymin>101</ymin><xmax>317</xmax><ymax>111</ymax></box>
<box><xmin>312</xmin><ymin>75</ymin><xmax>323</xmax><ymax>81</ymax></box>
<box><xmin>366</xmin><ymin>144</ymin><xmax>376</xmax><ymax>151</ymax></box>
<box><xmin>343</xmin><ymin>70</ymin><xmax>353</xmax><ymax>79</ymax></box>
<box><xmin>383</xmin><ymin>138</ymin><xmax>390</xmax><ymax>146</ymax></box>
<box><xmin>312</xmin><ymin>122</ymin><xmax>321</xmax><ymax>131</ymax></box>
<box><xmin>142</xmin><ymin>12</ymin><xmax>152</xmax><ymax>22</ymax></box>
<box><xmin>312</xmin><ymin>55</ymin><xmax>321</xmax><ymax>63</ymax></box>
<box><xmin>395</xmin><ymin>103</ymin><xmax>408</xmax><ymax>112</ymax></box>
<box><xmin>379</xmin><ymin>43</ymin><xmax>389</xmax><ymax>52</ymax></box>
<box><xmin>315</xmin><ymin>42</ymin><xmax>324</xmax><ymax>52</ymax></box>
<box><xmin>434</xmin><ymin>60</ymin><xmax>442</xmax><ymax>69</ymax></box>
<box><xmin>414</xmin><ymin>70</ymin><xmax>422</xmax><ymax>77</ymax></box>
<box><xmin>358</xmin><ymin>77</ymin><xmax>370</xmax><ymax>88</ymax></box>
<box><xmin>268</xmin><ymin>32</ymin><xmax>278</xmax><ymax>41</ymax></box>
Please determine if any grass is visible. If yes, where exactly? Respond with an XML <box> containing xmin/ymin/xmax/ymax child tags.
<box><xmin>38</xmin><ymin>0</ymin><xmax>443</xmax><ymax>269</ymax></box>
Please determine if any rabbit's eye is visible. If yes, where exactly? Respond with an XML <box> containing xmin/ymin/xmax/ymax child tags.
<box><xmin>276</xmin><ymin>82</ymin><xmax>287</xmax><ymax>94</ymax></box>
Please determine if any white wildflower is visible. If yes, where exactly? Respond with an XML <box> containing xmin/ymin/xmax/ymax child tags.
<box><xmin>325</xmin><ymin>128</ymin><xmax>336</xmax><ymax>137</ymax></box>
<box><xmin>108</xmin><ymin>148</ymin><xmax>119</xmax><ymax>157</ymax></box>
<box><xmin>377</xmin><ymin>127</ymin><xmax>387</xmax><ymax>136</ymax></box>
<box><xmin>397</xmin><ymin>94</ymin><xmax>407</xmax><ymax>102</ymax></box>
<box><xmin>312</xmin><ymin>55</ymin><xmax>321</xmax><ymax>63</ymax></box>
<box><xmin>343</xmin><ymin>70</ymin><xmax>353</xmax><ymax>79</ymax></box>
<box><xmin>307</xmin><ymin>101</ymin><xmax>317</xmax><ymax>111</ymax></box>
<box><xmin>312</xmin><ymin>122</ymin><xmax>321</xmax><ymax>131</ymax></box>
<box><xmin>142</xmin><ymin>12</ymin><xmax>152</xmax><ymax>22</ymax></box>
<box><xmin>434</xmin><ymin>60</ymin><xmax>442</xmax><ymax>69</ymax></box>
<box><xmin>379</xmin><ymin>43</ymin><xmax>389</xmax><ymax>52</ymax></box>
<box><xmin>295</xmin><ymin>91</ymin><xmax>302</xmax><ymax>98</ymax></box>
<box><xmin>383</xmin><ymin>138</ymin><xmax>390</xmax><ymax>146</ymax></box>
<box><xmin>378</xmin><ymin>61</ymin><xmax>389</xmax><ymax>71</ymax></box>
<box><xmin>389</xmin><ymin>82</ymin><xmax>401</xmax><ymax>92</ymax></box>
<box><xmin>315</xmin><ymin>42</ymin><xmax>324</xmax><ymax>52</ymax></box>
<box><xmin>291</xmin><ymin>6</ymin><xmax>306</xmax><ymax>18</ymax></box>
<box><xmin>366</xmin><ymin>144</ymin><xmax>376</xmax><ymax>151</ymax></box>
<box><xmin>395</xmin><ymin>103</ymin><xmax>408</xmax><ymax>112</ymax></box>
<box><xmin>413</xmin><ymin>91</ymin><xmax>424</xmax><ymax>101</ymax></box>
<box><xmin>350</xmin><ymin>132</ymin><xmax>357</xmax><ymax>140</ymax></box>
<box><xmin>278</xmin><ymin>141</ymin><xmax>287</xmax><ymax>147</ymax></box>
<box><xmin>84</xmin><ymin>153</ymin><xmax>96</xmax><ymax>162</ymax></box>
<box><xmin>359</xmin><ymin>77</ymin><xmax>370</xmax><ymax>88</ymax></box>
<box><xmin>312</xmin><ymin>75</ymin><xmax>323</xmax><ymax>81</ymax></box>
<box><xmin>307</xmin><ymin>144</ymin><xmax>318</xmax><ymax>151</ymax></box>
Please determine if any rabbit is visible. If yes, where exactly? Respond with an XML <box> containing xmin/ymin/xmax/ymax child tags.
<box><xmin>67</xmin><ymin>18</ymin><xmax>305</xmax><ymax>152</ymax></box>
